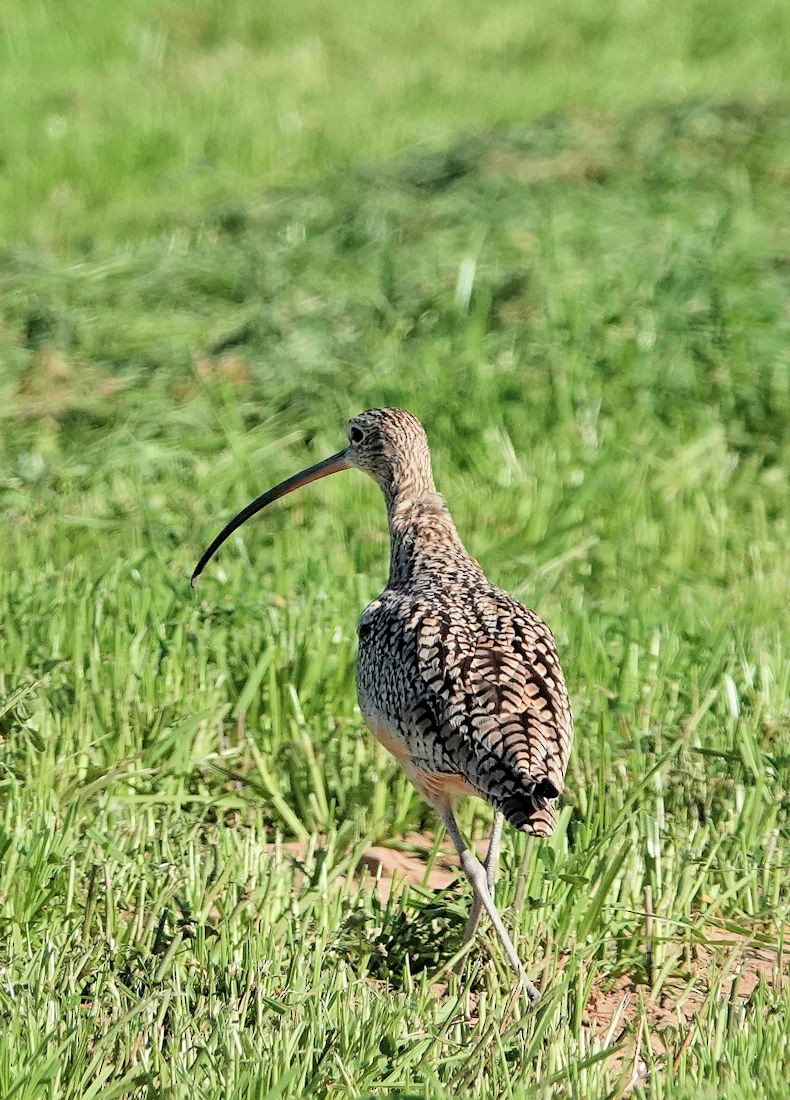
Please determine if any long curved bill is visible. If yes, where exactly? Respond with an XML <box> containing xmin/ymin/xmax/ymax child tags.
<box><xmin>191</xmin><ymin>448</ymin><xmax>352</xmax><ymax>586</ymax></box>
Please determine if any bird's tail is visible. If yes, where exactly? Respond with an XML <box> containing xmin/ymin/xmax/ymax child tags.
<box><xmin>496</xmin><ymin>777</ymin><xmax>559</xmax><ymax>837</ymax></box>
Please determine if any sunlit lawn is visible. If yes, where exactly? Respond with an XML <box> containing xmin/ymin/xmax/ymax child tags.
<box><xmin>1</xmin><ymin>2</ymin><xmax>788</xmax><ymax>1096</ymax></box>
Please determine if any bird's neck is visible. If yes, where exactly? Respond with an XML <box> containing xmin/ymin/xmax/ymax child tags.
<box><xmin>385</xmin><ymin>490</ymin><xmax>475</xmax><ymax>589</ymax></box>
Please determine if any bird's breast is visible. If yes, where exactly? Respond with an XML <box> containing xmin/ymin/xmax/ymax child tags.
<box><xmin>356</xmin><ymin>596</ymin><xmax>420</xmax><ymax>746</ymax></box>
<box><xmin>358</xmin><ymin>703</ymin><xmax>412</xmax><ymax>766</ymax></box>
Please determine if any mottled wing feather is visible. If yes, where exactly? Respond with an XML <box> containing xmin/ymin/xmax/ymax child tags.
<box><xmin>406</xmin><ymin>593</ymin><xmax>573</xmax><ymax>836</ymax></box>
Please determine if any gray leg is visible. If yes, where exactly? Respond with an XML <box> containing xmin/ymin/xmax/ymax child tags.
<box><xmin>441</xmin><ymin>806</ymin><xmax>539</xmax><ymax>1006</ymax></box>
<box><xmin>485</xmin><ymin>809</ymin><xmax>504</xmax><ymax>893</ymax></box>
<box><xmin>460</xmin><ymin>810</ymin><xmax>504</xmax><ymax>948</ymax></box>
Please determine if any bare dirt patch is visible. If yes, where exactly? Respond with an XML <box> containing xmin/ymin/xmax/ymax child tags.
<box><xmin>356</xmin><ymin>831</ymin><xmax>484</xmax><ymax>901</ymax></box>
<box><xmin>581</xmin><ymin>925</ymin><xmax>786</xmax><ymax>1090</ymax></box>
<box><xmin>267</xmin><ymin>830</ymin><xmax>486</xmax><ymax>900</ymax></box>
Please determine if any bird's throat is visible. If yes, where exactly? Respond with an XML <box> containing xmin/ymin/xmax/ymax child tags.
<box><xmin>386</xmin><ymin>493</ymin><xmax>471</xmax><ymax>588</ymax></box>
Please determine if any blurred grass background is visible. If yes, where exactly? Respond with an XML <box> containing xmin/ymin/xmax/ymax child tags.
<box><xmin>0</xmin><ymin>1</ymin><xmax>789</xmax><ymax>1097</ymax></box>
<box><xmin>2</xmin><ymin>0</ymin><xmax>789</xmax><ymax>248</ymax></box>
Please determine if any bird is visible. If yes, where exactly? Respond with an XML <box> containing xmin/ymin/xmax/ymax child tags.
<box><xmin>192</xmin><ymin>408</ymin><xmax>573</xmax><ymax>1005</ymax></box>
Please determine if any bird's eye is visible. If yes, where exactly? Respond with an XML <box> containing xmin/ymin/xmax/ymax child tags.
<box><xmin>349</xmin><ymin>425</ymin><xmax>365</xmax><ymax>445</ymax></box>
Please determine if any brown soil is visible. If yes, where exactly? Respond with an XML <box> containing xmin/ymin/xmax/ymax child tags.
<box><xmin>357</xmin><ymin>831</ymin><xmax>488</xmax><ymax>901</ymax></box>
<box><xmin>585</xmin><ymin>925</ymin><xmax>786</xmax><ymax>1090</ymax></box>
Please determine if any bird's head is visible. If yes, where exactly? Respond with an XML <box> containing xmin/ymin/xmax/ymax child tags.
<box><xmin>344</xmin><ymin>407</ymin><xmax>433</xmax><ymax>500</ymax></box>
<box><xmin>191</xmin><ymin>407</ymin><xmax>434</xmax><ymax>585</ymax></box>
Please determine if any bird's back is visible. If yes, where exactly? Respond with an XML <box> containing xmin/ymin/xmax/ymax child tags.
<box><xmin>357</xmin><ymin>567</ymin><xmax>572</xmax><ymax>837</ymax></box>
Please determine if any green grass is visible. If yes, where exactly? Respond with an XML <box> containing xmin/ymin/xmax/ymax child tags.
<box><xmin>1</xmin><ymin>1</ymin><xmax>790</xmax><ymax>1097</ymax></box>
<box><xmin>2</xmin><ymin>0</ymin><xmax>790</xmax><ymax>249</ymax></box>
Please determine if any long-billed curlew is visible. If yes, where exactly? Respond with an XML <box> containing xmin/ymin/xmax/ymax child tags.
<box><xmin>192</xmin><ymin>408</ymin><xmax>573</xmax><ymax>1004</ymax></box>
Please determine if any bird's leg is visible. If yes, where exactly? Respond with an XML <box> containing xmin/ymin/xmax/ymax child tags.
<box><xmin>440</xmin><ymin>805</ymin><xmax>540</xmax><ymax>1006</ymax></box>
<box><xmin>484</xmin><ymin>810</ymin><xmax>504</xmax><ymax>894</ymax></box>
<box><xmin>459</xmin><ymin>810</ymin><xmax>504</xmax><ymax>951</ymax></box>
